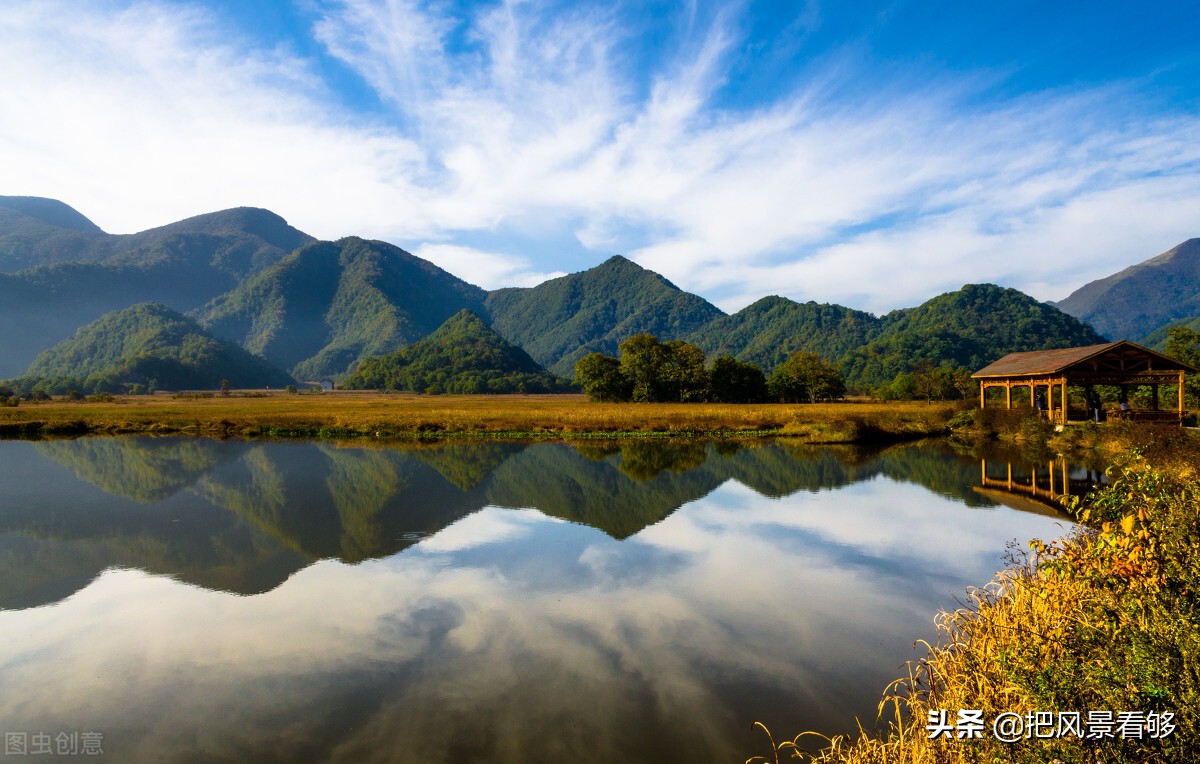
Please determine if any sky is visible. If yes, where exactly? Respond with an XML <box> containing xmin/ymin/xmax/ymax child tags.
<box><xmin>1</xmin><ymin>1</ymin><xmax>1198</xmax><ymax>314</ymax></box>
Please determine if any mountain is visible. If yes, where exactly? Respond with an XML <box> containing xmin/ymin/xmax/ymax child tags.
<box><xmin>0</xmin><ymin>203</ymin><xmax>314</xmax><ymax>377</ymax></box>
<box><xmin>0</xmin><ymin>196</ymin><xmax>311</xmax><ymax>274</ymax></box>
<box><xmin>840</xmin><ymin>284</ymin><xmax>1106</xmax><ymax>387</ymax></box>
<box><xmin>1055</xmin><ymin>239</ymin><xmax>1200</xmax><ymax>342</ymax></box>
<box><xmin>343</xmin><ymin>309</ymin><xmax>564</xmax><ymax>393</ymax></box>
<box><xmin>0</xmin><ymin>197</ymin><xmax>106</xmax><ymax>271</ymax></box>
<box><xmin>483</xmin><ymin>255</ymin><xmax>724</xmax><ymax>377</ymax></box>
<box><xmin>195</xmin><ymin>237</ymin><xmax>488</xmax><ymax>381</ymax></box>
<box><xmin>686</xmin><ymin>296</ymin><xmax>884</xmax><ymax>374</ymax></box>
<box><xmin>13</xmin><ymin>302</ymin><xmax>294</xmax><ymax>392</ymax></box>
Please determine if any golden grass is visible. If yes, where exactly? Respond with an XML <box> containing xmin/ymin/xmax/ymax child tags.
<box><xmin>0</xmin><ymin>392</ymin><xmax>959</xmax><ymax>440</ymax></box>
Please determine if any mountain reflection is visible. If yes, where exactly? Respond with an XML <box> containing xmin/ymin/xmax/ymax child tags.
<box><xmin>0</xmin><ymin>436</ymin><xmax>1081</xmax><ymax>764</ymax></box>
<box><xmin>2</xmin><ymin>436</ymin><xmax>1025</xmax><ymax>608</ymax></box>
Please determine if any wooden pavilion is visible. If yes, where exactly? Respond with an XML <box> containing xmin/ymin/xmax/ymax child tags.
<box><xmin>972</xmin><ymin>341</ymin><xmax>1195</xmax><ymax>425</ymax></box>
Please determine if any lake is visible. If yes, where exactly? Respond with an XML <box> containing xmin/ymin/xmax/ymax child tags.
<box><xmin>0</xmin><ymin>437</ymin><xmax>1083</xmax><ymax>762</ymax></box>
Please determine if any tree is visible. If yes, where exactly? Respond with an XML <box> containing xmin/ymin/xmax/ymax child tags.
<box><xmin>768</xmin><ymin>351</ymin><xmax>845</xmax><ymax>403</ymax></box>
<box><xmin>660</xmin><ymin>340</ymin><xmax>709</xmax><ymax>402</ymax></box>
<box><xmin>708</xmin><ymin>355</ymin><xmax>767</xmax><ymax>403</ymax></box>
<box><xmin>1166</xmin><ymin>326</ymin><xmax>1200</xmax><ymax>406</ymax></box>
<box><xmin>574</xmin><ymin>352</ymin><xmax>630</xmax><ymax>402</ymax></box>
<box><xmin>619</xmin><ymin>333</ymin><xmax>668</xmax><ymax>402</ymax></box>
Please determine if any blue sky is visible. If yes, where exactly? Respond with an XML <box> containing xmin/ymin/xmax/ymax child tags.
<box><xmin>1</xmin><ymin>1</ymin><xmax>1198</xmax><ymax>313</ymax></box>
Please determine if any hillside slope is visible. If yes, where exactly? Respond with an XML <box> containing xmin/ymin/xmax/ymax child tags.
<box><xmin>1056</xmin><ymin>239</ymin><xmax>1200</xmax><ymax>341</ymax></box>
<box><xmin>484</xmin><ymin>255</ymin><xmax>724</xmax><ymax>377</ymax></box>
<box><xmin>196</xmin><ymin>237</ymin><xmax>488</xmax><ymax>380</ymax></box>
<box><xmin>0</xmin><ymin>203</ymin><xmax>314</xmax><ymax>376</ymax></box>
<box><xmin>687</xmin><ymin>296</ymin><xmax>883</xmax><ymax>374</ymax></box>
<box><xmin>841</xmin><ymin>284</ymin><xmax>1106</xmax><ymax>387</ymax></box>
<box><xmin>14</xmin><ymin>302</ymin><xmax>294</xmax><ymax>392</ymax></box>
<box><xmin>343</xmin><ymin>310</ymin><xmax>563</xmax><ymax>393</ymax></box>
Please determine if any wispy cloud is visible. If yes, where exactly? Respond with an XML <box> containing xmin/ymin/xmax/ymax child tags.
<box><xmin>1</xmin><ymin>0</ymin><xmax>1197</xmax><ymax>311</ymax></box>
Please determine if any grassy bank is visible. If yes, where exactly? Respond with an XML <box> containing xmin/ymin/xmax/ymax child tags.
<box><xmin>752</xmin><ymin>424</ymin><xmax>1200</xmax><ymax>763</ymax></box>
<box><xmin>0</xmin><ymin>391</ymin><xmax>958</xmax><ymax>441</ymax></box>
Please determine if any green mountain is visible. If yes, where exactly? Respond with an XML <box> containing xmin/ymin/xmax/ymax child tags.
<box><xmin>0</xmin><ymin>203</ymin><xmax>314</xmax><ymax>377</ymax></box>
<box><xmin>1055</xmin><ymin>238</ymin><xmax>1200</xmax><ymax>342</ymax></box>
<box><xmin>195</xmin><ymin>237</ymin><xmax>487</xmax><ymax>380</ymax></box>
<box><xmin>483</xmin><ymin>255</ymin><xmax>724</xmax><ymax>377</ymax></box>
<box><xmin>343</xmin><ymin>309</ymin><xmax>564</xmax><ymax>393</ymax></box>
<box><xmin>686</xmin><ymin>296</ymin><xmax>884</xmax><ymax>374</ymax></box>
<box><xmin>840</xmin><ymin>283</ymin><xmax>1106</xmax><ymax>387</ymax></box>
<box><xmin>15</xmin><ymin>302</ymin><xmax>294</xmax><ymax>392</ymax></box>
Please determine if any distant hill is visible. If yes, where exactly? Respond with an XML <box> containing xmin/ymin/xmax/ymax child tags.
<box><xmin>0</xmin><ymin>203</ymin><xmax>314</xmax><ymax>377</ymax></box>
<box><xmin>0</xmin><ymin>197</ymin><xmax>311</xmax><ymax>274</ymax></box>
<box><xmin>12</xmin><ymin>302</ymin><xmax>294</xmax><ymax>393</ymax></box>
<box><xmin>1055</xmin><ymin>239</ymin><xmax>1200</xmax><ymax>341</ymax></box>
<box><xmin>342</xmin><ymin>309</ymin><xmax>564</xmax><ymax>394</ymax></box>
<box><xmin>195</xmin><ymin>237</ymin><xmax>488</xmax><ymax>381</ymax></box>
<box><xmin>484</xmin><ymin>255</ymin><xmax>724</xmax><ymax>377</ymax></box>
<box><xmin>686</xmin><ymin>296</ymin><xmax>884</xmax><ymax>374</ymax></box>
<box><xmin>840</xmin><ymin>284</ymin><xmax>1106</xmax><ymax>387</ymax></box>
<box><xmin>0</xmin><ymin>197</ymin><xmax>106</xmax><ymax>271</ymax></box>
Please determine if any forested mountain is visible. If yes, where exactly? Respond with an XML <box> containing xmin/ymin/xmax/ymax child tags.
<box><xmin>195</xmin><ymin>237</ymin><xmax>488</xmax><ymax>381</ymax></box>
<box><xmin>686</xmin><ymin>296</ymin><xmax>883</xmax><ymax>374</ymax></box>
<box><xmin>840</xmin><ymin>284</ymin><xmax>1105</xmax><ymax>388</ymax></box>
<box><xmin>0</xmin><ymin>196</ymin><xmax>1164</xmax><ymax>395</ymax></box>
<box><xmin>342</xmin><ymin>310</ymin><xmax>564</xmax><ymax>394</ymax></box>
<box><xmin>12</xmin><ymin>302</ymin><xmax>294</xmax><ymax>393</ymax></box>
<box><xmin>0</xmin><ymin>203</ymin><xmax>314</xmax><ymax>377</ymax></box>
<box><xmin>483</xmin><ymin>255</ymin><xmax>724</xmax><ymax>377</ymax></box>
<box><xmin>1055</xmin><ymin>238</ymin><xmax>1200</xmax><ymax>342</ymax></box>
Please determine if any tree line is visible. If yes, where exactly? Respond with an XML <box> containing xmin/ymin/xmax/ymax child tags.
<box><xmin>573</xmin><ymin>333</ymin><xmax>846</xmax><ymax>403</ymax></box>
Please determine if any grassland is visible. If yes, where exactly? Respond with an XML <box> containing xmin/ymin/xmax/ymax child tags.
<box><xmin>0</xmin><ymin>391</ymin><xmax>960</xmax><ymax>441</ymax></box>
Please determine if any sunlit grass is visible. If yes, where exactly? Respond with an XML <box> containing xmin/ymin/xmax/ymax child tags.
<box><xmin>0</xmin><ymin>392</ymin><xmax>959</xmax><ymax>440</ymax></box>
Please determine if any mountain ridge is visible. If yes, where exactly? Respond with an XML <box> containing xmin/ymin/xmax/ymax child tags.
<box><xmin>1055</xmin><ymin>238</ymin><xmax>1200</xmax><ymax>342</ymax></box>
<box><xmin>0</xmin><ymin>196</ymin><xmax>1164</xmax><ymax>392</ymax></box>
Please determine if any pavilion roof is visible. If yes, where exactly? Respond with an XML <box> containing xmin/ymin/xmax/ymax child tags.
<box><xmin>972</xmin><ymin>341</ymin><xmax>1196</xmax><ymax>378</ymax></box>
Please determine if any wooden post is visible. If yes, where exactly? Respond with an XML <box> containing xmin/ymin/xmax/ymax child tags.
<box><xmin>1007</xmin><ymin>462</ymin><xmax>1013</xmax><ymax>490</ymax></box>
<box><xmin>1006</xmin><ymin>383</ymin><xmax>1012</xmax><ymax>409</ymax></box>
<box><xmin>1180</xmin><ymin>371</ymin><xmax>1186</xmax><ymax>418</ymax></box>
<box><xmin>1060</xmin><ymin>378</ymin><xmax>1068</xmax><ymax>424</ymax></box>
<box><xmin>979</xmin><ymin>383</ymin><xmax>985</xmax><ymax>410</ymax></box>
<box><xmin>1048</xmin><ymin>460</ymin><xmax>1056</xmax><ymax>497</ymax></box>
<box><xmin>1029</xmin><ymin>383</ymin><xmax>1035</xmax><ymax>408</ymax></box>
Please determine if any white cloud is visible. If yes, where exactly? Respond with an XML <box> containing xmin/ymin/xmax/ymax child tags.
<box><xmin>0</xmin><ymin>0</ymin><xmax>1197</xmax><ymax>310</ymax></box>
<box><xmin>412</xmin><ymin>243</ymin><xmax>565</xmax><ymax>289</ymax></box>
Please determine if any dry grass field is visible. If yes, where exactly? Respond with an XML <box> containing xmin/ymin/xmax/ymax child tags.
<box><xmin>0</xmin><ymin>391</ymin><xmax>960</xmax><ymax>441</ymax></box>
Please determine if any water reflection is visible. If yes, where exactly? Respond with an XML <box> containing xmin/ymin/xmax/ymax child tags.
<box><xmin>0</xmin><ymin>437</ymin><xmax>1076</xmax><ymax>763</ymax></box>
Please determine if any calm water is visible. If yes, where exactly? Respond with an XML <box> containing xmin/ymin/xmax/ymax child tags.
<box><xmin>0</xmin><ymin>437</ymin><xmax>1080</xmax><ymax>763</ymax></box>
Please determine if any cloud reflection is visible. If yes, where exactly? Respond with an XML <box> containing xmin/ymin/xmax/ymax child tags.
<box><xmin>0</xmin><ymin>471</ymin><xmax>1071</xmax><ymax>763</ymax></box>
